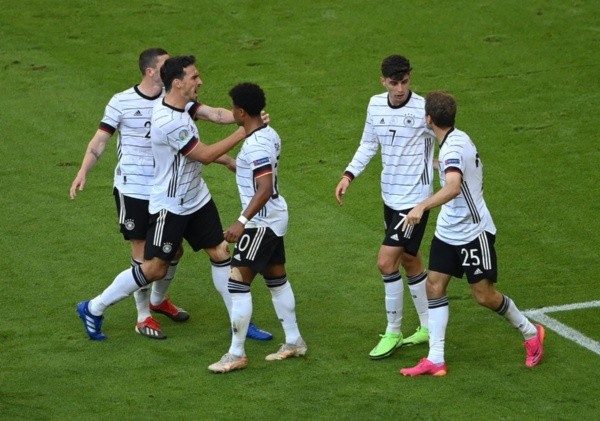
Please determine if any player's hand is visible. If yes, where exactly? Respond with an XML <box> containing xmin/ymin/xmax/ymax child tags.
<box><xmin>402</xmin><ymin>206</ymin><xmax>424</xmax><ymax>232</ymax></box>
<box><xmin>335</xmin><ymin>177</ymin><xmax>350</xmax><ymax>206</ymax></box>
<box><xmin>224</xmin><ymin>222</ymin><xmax>245</xmax><ymax>243</ymax></box>
<box><xmin>69</xmin><ymin>174</ymin><xmax>86</xmax><ymax>199</ymax></box>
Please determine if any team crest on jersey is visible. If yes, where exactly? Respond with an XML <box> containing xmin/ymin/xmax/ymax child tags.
<box><xmin>162</xmin><ymin>242</ymin><xmax>173</xmax><ymax>254</ymax></box>
<box><xmin>124</xmin><ymin>219</ymin><xmax>135</xmax><ymax>231</ymax></box>
<box><xmin>404</xmin><ymin>114</ymin><xmax>415</xmax><ymax>127</ymax></box>
<box><xmin>178</xmin><ymin>130</ymin><xmax>189</xmax><ymax>141</ymax></box>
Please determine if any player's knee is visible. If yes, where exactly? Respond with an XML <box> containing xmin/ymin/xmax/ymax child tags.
<box><xmin>377</xmin><ymin>247</ymin><xmax>405</xmax><ymax>273</ymax></box>
<box><xmin>400</xmin><ymin>253</ymin><xmax>423</xmax><ymax>274</ymax></box>
<box><xmin>142</xmin><ymin>260</ymin><xmax>168</xmax><ymax>282</ymax></box>
<box><xmin>377</xmin><ymin>256</ymin><xmax>397</xmax><ymax>274</ymax></box>
<box><xmin>426</xmin><ymin>280</ymin><xmax>444</xmax><ymax>298</ymax></box>
<box><xmin>207</xmin><ymin>240</ymin><xmax>230</xmax><ymax>262</ymax></box>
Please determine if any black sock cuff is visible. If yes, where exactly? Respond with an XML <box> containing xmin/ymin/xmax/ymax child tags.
<box><xmin>210</xmin><ymin>258</ymin><xmax>232</xmax><ymax>267</ymax></box>
<box><xmin>132</xmin><ymin>265</ymin><xmax>149</xmax><ymax>287</ymax></box>
<box><xmin>496</xmin><ymin>295</ymin><xmax>511</xmax><ymax>315</ymax></box>
<box><xmin>228</xmin><ymin>279</ymin><xmax>251</xmax><ymax>294</ymax></box>
<box><xmin>264</xmin><ymin>275</ymin><xmax>288</xmax><ymax>288</ymax></box>
<box><xmin>382</xmin><ymin>271</ymin><xmax>402</xmax><ymax>283</ymax></box>
<box><xmin>407</xmin><ymin>271</ymin><xmax>427</xmax><ymax>285</ymax></box>
<box><xmin>130</xmin><ymin>257</ymin><xmax>143</xmax><ymax>268</ymax></box>
<box><xmin>428</xmin><ymin>296</ymin><xmax>449</xmax><ymax>309</ymax></box>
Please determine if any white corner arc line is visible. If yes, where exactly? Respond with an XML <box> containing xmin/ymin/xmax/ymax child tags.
<box><xmin>524</xmin><ymin>300</ymin><xmax>600</xmax><ymax>356</ymax></box>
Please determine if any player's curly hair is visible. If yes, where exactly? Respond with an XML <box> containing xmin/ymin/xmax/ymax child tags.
<box><xmin>229</xmin><ymin>82</ymin><xmax>266</xmax><ymax>116</ymax></box>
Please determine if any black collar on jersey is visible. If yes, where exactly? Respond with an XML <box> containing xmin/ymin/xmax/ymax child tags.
<box><xmin>387</xmin><ymin>90</ymin><xmax>412</xmax><ymax>109</ymax></box>
<box><xmin>134</xmin><ymin>84</ymin><xmax>162</xmax><ymax>101</ymax></box>
<box><xmin>439</xmin><ymin>127</ymin><xmax>455</xmax><ymax>148</ymax></box>
<box><xmin>245</xmin><ymin>123</ymin><xmax>268</xmax><ymax>138</ymax></box>
<box><xmin>161</xmin><ymin>98</ymin><xmax>185</xmax><ymax>112</ymax></box>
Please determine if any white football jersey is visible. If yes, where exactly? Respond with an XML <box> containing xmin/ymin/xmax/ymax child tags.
<box><xmin>436</xmin><ymin>128</ymin><xmax>496</xmax><ymax>245</ymax></box>
<box><xmin>345</xmin><ymin>91</ymin><xmax>435</xmax><ymax>210</ymax></box>
<box><xmin>236</xmin><ymin>125</ymin><xmax>288</xmax><ymax>236</ymax></box>
<box><xmin>100</xmin><ymin>85</ymin><xmax>163</xmax><ymax>200</ymax></box>
<box><xmin>149</xmin><ymin>100</ymin><xmax>211</xmax><ymax>215</ymax></box>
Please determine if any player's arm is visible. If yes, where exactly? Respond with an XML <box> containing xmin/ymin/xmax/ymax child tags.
<box><xmin>194</xmin><ymin>104</ymin><xmax>235</xmax><ymax>124</ymax></box>
<box><xmin>69</xmin><ymin>129</ymin><xmax>112</xmax><ymax>199</ymax></box>
<box><xmin>224</xmin><ymin>172</ymin><xmax>273</xmax><ymax>243</ymax></box>
<box><xmin>194</xmin><ymin>104</ymin><xmax>271</xmax><ymax>126</ymax></box>
<box><xmin>336</xmin><ymin>111</ymin><xmax>378</xmax><ymax>205</ymax></box>
<box><xmin>403</xmin><ymin>169</ymin><xmax>462</xmax><ymax>230</ymax></box>
<box><xmin>214</xmin><ymin>154</ymin><xmax>236</xmax><ymax>172</ymax></box>
<box><xmin>184</xmin><ymin>127</ymin><xmax>246</xmax><ymax>164</ymax></box>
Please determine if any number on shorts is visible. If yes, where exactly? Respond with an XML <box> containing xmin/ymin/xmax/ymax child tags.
<box><xmin>461</xmin><ymin>248</ymin><xmax>481</xmax><ymax>267</ymax></box>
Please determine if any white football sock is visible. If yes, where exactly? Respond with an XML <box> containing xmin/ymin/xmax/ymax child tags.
<box><xmin>383</xmin><ymin>272</ymin><xmax>403</xmax><ymax>334</ymax></box>
<box><xmin>89</xmin><ymin>267</ymin><xmax>143</xmax><ymax>316</ymax></box>
<box><xmin>150</xmin><ymin>260</ymin><xmax>179</xmax><ymax>306</ymax></box>
<box><xmin>427</xmin><ymin>297</ymin><xmax>449</xmax><ymax>364</ymax></box>
<box><xmin>133</xmin><ymin>287</ymin><xmax>151</xmax><ymax>322</ymax></box>
<box><xmin>497</xmin><ymin>295</ymin><xmax>538</xmax><ymax>340</ymax></box>
<box><xmin>228</xmin><ymin>283</ymin><xmax>252</xmax><ymax>357</ymax></box>
<box><xmin>268</xmin><ymin>279</ymin><xmax>301</xmax><ymax>344</ymax></box>
<box><xmin>407</xmin><ymin>271</ymin><xmax>429</xmax><ymax>329</ymax></box>
<box><xmin>211</xmin><ymin>259</ymin><xmax>233</xmax><ymax>317</ymax></box>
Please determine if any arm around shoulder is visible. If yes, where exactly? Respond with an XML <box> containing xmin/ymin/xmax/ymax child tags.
<box><xmin>185</xmin><ymin>127</ymin><xmax>246</xmax><ymax>164</ymax></box>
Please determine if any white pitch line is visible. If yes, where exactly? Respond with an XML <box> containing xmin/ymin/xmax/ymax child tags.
<box><xmin>525</xmin><ymin>300</ymin><xmax>600</xmax><ymax>314</ymax></box>
<box><xmin>524</xmin><ymin>300</ymin><xmax>600</xmax><ymax>356</ymax></box>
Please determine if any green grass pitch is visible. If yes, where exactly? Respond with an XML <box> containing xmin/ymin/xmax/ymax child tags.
<box><xmin>0</xmin><ymin>0</ymin><xmax>599</xmax><ymax>419</ymax></box>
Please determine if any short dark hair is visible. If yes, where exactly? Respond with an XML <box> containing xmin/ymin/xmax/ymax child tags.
<box><xmin>138</xmin><ymin>48</ymin><xmax>168</xmax><ymax>75</ymax></box>
<box><xmin>229</xmin><ymin>82</ymin><xmax>266</xmax><ymax>117</ymax></box>
<box><xmin>160</xmin><ymin>55</ymin><xmax>196</xmax><ymax>92</ymax></box>
<box><xmin>425</xmin><ymin>91</ymin><xmax>457</xmax><ymax>128</ymax></box>
<box><xmin>381</xmin><ymin>55</ymin><xmax>412</xmax><ymax>80</ymax></box>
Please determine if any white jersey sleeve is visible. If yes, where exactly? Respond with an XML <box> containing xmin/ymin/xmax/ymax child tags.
<box><xmin>345</xmin><ymin>105</ymin><xmax>380</xmax><ymax>178</ymax></box>
<box><xmin>435</xmin><ymin>128</ymin><xmax>496</xmax><ymax>245</ymax></box>
<box><xmin>236</xmin><ymin>125</ymin><xmax>288</xmax><ymax>236</ymax></box>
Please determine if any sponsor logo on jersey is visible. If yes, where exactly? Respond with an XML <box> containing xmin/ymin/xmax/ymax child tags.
<box><xmin>134</xmin><ymin>110</ymin><xmax>142</xmax><ymax>116</ymax></box>
<box><xmin>178</xmin><ymin>129</ymin><xmax>189</xmax><ymax>141</ymax></box>
<box><xmin>390</xmin><ymin>234</ymin><xmax>399</xmax><ymax>241</ymax></box>
<box><xmin>445</xmin><ymin>158</ymin><xmax>460</xmax><ymax>165</ymax></box>
<box><xmin>379</xmin><ymin>118</ymin><xmax>385</xmax><ymax>124</ymax></box>
<box><xmin>253</xmin><ymin>157</ymin><xmax>269</xmax><ymax>166</ymax></box>
<box><xmin>233</xmin><ymin>253</ymin><xmax>241</xmax><ymax>261</ymax></box>
<box><xmin>474</xmin><ymin>268</ymin><xmax>483</xmax><ymax>275</ymax></box>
